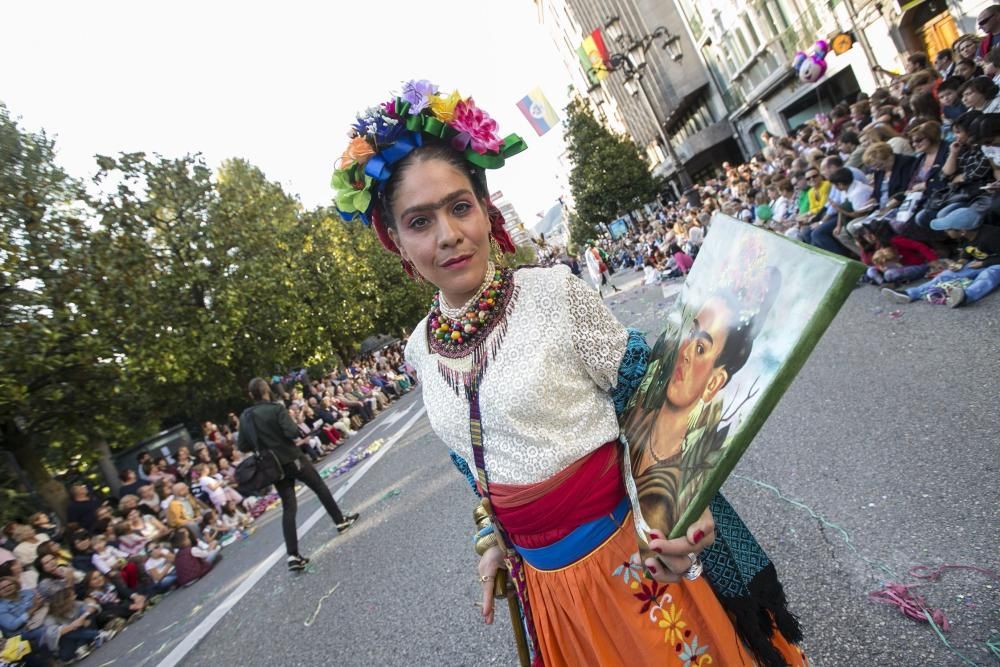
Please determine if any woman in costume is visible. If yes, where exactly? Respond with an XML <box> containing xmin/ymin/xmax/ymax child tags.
<box><xmin>333</xmin><ymin>80</ymin><xmax>806</xmax><ymax>667</ymax></box>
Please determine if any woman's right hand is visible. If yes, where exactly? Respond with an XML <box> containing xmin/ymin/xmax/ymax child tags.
<box><xmin>477</xmin><ymin>544</ymin><xmax>505</xmax><ymax>625</ymax></box>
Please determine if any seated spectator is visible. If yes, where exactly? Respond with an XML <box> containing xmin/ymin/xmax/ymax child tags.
<box><xmin>916</xmin><ymin>112</ymin><xmax>996</xmax><ymax>231</ymax></box>
<box><xmin>66</xmin><ymin>484</ymin><xmax>101</xmax><ymax>532</ymax></box>
<box><xmin>172</xmin><ymin>530</ymin><xmax>217</xmax><ymax>587</ymax></box>
<box><xmin>857</xmin><ymin>220</ymin><xmax>936</xmax><ymax>285</ymax></box>
<box><xmin>824</xmin><ymin>167</ymin><xmax>875</xmax><ymax>256</ymax></box>
<box><xmin>80</xmin><ymin>570</ymin><xmax>145</xmax><ymax>629</ymax></box>
<box><xmin>165</xmin><ymin>483</ymin><xmax>205</xmax><ymax>539</ymax></box>
<box><xmin>863</xmin><ymin>142</ymin><xmax>920</xmax><ymax>224</ymax></box>
<box><xmin>883</xmin><ymin>217</ymin><xmax>1000</xmax><ymax>306</ymax></box>
<box><xmin>839</xmin><ymin>130</ymin><xmax>865</xmax><ymax>169</ymax></box>
<box><xmin>34</xmin><ymin>552</ymin><xmax>76</xmax><ymax>591</ymax></box>
<box><xmin>136</xmin><ymin>484</ymin><xmax>161</xmax><ymax>516</ymax></box>
<box><xmin>938</xmin><ymin>77</ymin><xmax>968</xmax><ymax>122</ymax></box>
<box><xmin>143</xmin><ymin>542</ymin><xmax>177</xmax><ymax>593</ymax></box>
<box><xmin>0</xmin><ymin>560</ymin><xmax>33</xmax><ymax>592</ymax></box>
<box><xmin>39</xmin><ymin>577</ymin><xmax>105</xmax><ymax>663</ymax></box>
<box><xmin>12</xmin><ymin>526</ymin><xmax>50</xmax><ymax>589</ymax></box>
<box><xmin>960</xmin><ymin>76</ymin><xmax>1000</xmax><ymax>113</ymax></box>
<box><xmin>118</xmin><ymin>469</ymin><xmax>143</xmax><ymax>499</ymax></box>
<box><xmin>123</xmin><ymin>507</ymin><xmax>169</xmax><ymax>545</ymax></box>
<box><xmin>28</xmin><ymin>513</ymin><xmax>62</xmax><ymax>545</ymax></box>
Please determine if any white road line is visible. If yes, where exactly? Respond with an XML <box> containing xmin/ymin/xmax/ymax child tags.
<box><xmin>156</xmin><ymin>403</ymin><xmax>425</xmax><ymax>667</ymax></box>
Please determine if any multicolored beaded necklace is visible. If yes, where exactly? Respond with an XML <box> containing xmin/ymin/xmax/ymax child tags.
<box><xmin>428</xmin><ymin>265</ymin><xmax>512</xmax><ymax>356</ymax></box>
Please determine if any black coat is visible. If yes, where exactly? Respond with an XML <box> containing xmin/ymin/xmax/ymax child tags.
<box><xmin>237</xmin><ymin>401</ymin><xmax>302</xmax><ymax>465</ymax></box>
<box><xmin>872</xmin><ymin>153</ymin><xmax>920</xmax><ymax>204</ymax></box>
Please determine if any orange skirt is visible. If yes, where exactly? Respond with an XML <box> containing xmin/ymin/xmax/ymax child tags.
<box><xmin>522</xmin><ymin>514</ymin><xmax>808</xmax><ymax>667</ymax></box>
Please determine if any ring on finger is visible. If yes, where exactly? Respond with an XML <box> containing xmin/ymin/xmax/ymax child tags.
<box><xmin>683</xmin><ymin>552</ymin><xmax>703</xmax><ymax>581</ymax></box>
<box><xmin>479</xmin><ymin>575</ymin><xmax>495</xmax><ymax>583</ymax></box>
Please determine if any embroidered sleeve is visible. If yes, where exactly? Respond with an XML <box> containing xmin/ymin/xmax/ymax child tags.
<box><xmin>565</xmin><ymin>273</ymin><xmax>629</xmax><ymax>391</ymax></box>
<box><xmin>611</xmin><ymin>328</ymin><xmax>650</xmax><ymax>417</ymax></box>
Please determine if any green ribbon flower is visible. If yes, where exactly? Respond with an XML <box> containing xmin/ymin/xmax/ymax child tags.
<box><xmin>331</xmin><ymin>167</ymin><xmax>374</xmax><ymax>216</ymax></box>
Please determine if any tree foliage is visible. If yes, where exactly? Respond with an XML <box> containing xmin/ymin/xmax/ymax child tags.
<box><xmin>0</xmin><ymin>105</ymin><xmax>441</xmax><ymax>514</ymax></box>
<box><xmin>563</xmin><ymin>98</ymin><xmax>657</xmax><ymax>246</ymax></box>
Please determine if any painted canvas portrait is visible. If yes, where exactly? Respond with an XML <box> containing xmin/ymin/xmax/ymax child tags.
<box><xmin>620</xmin><ymin>213</ymin><xmax>863</xmax><ymax>548</ymax></box>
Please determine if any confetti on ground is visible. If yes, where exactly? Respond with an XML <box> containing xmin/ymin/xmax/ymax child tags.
<box><xmin>320</xmin><ymin>439</ymin><xmax>386</xmax><ymax>480</ymax></box>
<box><xmin>155</xmin><ymin>621</ymin><xmax>178</xmax><ymax>634</ymax></box>
<box><xmin>889</xmin><ymin>310</ymin><xmax>903</xmax><ymax>320</ymax></box>
<box><xmin>304</xmin><ymin>582</ymin><xmax>341</xmax><ymax>627</ymax></box>
<box><xmin>381</xmin><ymin>488</ymin><xmax>402</xmax><ymax>500</ymax></box>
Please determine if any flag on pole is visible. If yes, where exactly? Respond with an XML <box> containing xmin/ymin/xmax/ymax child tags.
<box><xmin>517</xmin><ymin>87</ymin><xmax>560</xmax><ymax>136</ymax></box>
<box><xmin>577</xmin><ymin>28</ymin><xmax>610</xmax><ymax>85</ymax></box>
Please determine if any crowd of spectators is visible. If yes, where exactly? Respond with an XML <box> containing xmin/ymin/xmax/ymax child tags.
<box><xmin>555</xmin><ymin>31</ymin><xmax>1000</xmax><ymax>308</ymax></box>
<box><xmin>0</xmin><ymin>343</ymin><xmax>416</xmax><ymax>665</ymax></box>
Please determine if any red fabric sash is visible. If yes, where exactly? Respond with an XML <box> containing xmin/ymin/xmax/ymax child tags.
<box><xmin>488</xmin><ymin>441</ymin><xmax>624</xmax><ymax>549</ymax></box>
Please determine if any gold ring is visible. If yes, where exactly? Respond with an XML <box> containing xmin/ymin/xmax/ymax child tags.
<box><xmin>479</xmin><ymin>575</ymin><xmax>494</xmax><ymax>583</ymax></box>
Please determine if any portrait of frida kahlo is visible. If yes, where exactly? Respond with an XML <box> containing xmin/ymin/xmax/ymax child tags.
<box><xmin>621</xmin><ymin>236</ymin><xmax>782</xmax><ymax>551</ymax></box>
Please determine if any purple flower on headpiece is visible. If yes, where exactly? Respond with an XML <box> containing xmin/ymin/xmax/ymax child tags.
<box><xmin>450</xmin><ymin>99</ymin><xmax>502</xmax><ymax>154</ymax></box>
<box><xmin>401</xmin><ymin>79</ymin><xmax>438</xmax><ymax>115</ymax></box>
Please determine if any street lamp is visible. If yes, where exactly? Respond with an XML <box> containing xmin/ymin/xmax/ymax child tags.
<box><xmin>586</xmin><ymin>21</ymin><xmax>693</xmax><ymax>189</ymax></box>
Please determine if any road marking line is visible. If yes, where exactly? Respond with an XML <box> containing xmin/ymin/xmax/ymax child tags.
<box><xmin>156</xmin><ymin>403</ymin><xmax>425</xmax><ymax>667</ymax></box>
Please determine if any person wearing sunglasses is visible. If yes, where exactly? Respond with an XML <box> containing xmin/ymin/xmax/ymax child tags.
<box><xmin>977</xmin><ymin>6</ymin><xmax>1000</xmax><ymax>59</ymax></box>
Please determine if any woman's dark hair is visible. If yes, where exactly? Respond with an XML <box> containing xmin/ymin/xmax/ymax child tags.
<box><xmin>839</xmin><ymin>130</ymin><xmax>860</xmax><ymax>147</ymax></box>
<box><xmin>954</xmin><ymin>110</ymin><xmax>984</xmax><ymax>133</ymax></box>
<box><xmin>858</xmin><ymin>218</ymin><xmax>895</xmax><ymax>253</ymax></box>
<box><xmin>829</xmin><ymin>167</ymin><xmax>854</xmax><ymax>187</ymax></box>
<box><xmin>910</xmin><ymin>92</ymin><xmax>942</xmax><ymax>121</ymax></box>
<box><xmin>711</xmin><ymin>267</ymin><xmax>782</xmax><ymax>388</ymax></box>
<box><xmin>960</xmin><ymin>76</ymin><xmax>999</xmax><ymax>100</ymax></box>
<box><xmin>939</xmin><ymin>75</ymin><xmax>965</xmax><ymax>93</ymax></box>
<box><xmin>33</xmin><ymin>553</ymin><xmax>60</xmax><ymax>580</ymax></box>
<box><xmin>0</xmin><ymin>561</ymin><xmax>17</xmax><ymax>578</ymax></box>
<box><xmin>377</xmin><ymin>139</ymin><xmax>489</xmax><ymax>229</ymax></box>
<box><xmin>970</xmin><ymin>112</ymin><xmax>1000</xmax><ymax>142</ymax></box>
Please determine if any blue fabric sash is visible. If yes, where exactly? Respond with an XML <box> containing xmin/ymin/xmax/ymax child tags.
<box><xmin>513</xmin><ymin>496</ymin><xmax>630</xmax><ymax>571</ymax></box>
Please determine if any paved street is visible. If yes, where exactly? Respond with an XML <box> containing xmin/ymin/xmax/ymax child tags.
<box><xmin>81</xmin><ymin>268</ymin><xmax>999</xmax><ymax>667</ymax></box>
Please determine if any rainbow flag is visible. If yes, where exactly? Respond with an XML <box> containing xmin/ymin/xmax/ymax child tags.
<box><xmin>517</xmin><ymin>87</ymin><xmax>560</xmax><ymax>136</ymax></box>
<box><xmin>577</xmin><ymin>28</ymin><xmax>610</xmax><ymax>85</ymax></box>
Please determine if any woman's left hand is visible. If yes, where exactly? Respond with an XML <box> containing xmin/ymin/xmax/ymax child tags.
<box><xmin>643</xmin><ymin>508</ymin><xmax>716</xmax><ymax>583</ymax></box>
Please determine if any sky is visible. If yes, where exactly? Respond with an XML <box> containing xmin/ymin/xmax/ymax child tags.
<box><xmin>1</xmin><ymin>0</ymin><xmax>576</xmax><ymax>222</ymax></box>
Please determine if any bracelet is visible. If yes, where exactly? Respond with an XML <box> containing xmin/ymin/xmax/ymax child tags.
<box><xmin>475</xmin><ymin>532</ymin><xmax>499</xmax><ymax>556</ymax></box>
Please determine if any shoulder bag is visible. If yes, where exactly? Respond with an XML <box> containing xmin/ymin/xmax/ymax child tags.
<box><xmin>234</xmin><ymin>406</ymin><xmax>285</xmax><ymax>493</ymax></box>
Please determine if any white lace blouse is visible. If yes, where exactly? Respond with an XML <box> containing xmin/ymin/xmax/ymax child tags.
<box><xmin>405</xmin><ymin>265</ymin><xmax>629</xmax><ymax>485</ymax></box>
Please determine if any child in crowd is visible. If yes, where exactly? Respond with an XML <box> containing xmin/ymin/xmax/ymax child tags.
<box><xmin>857</xmin><ymin>220</ymin><xmax>936</xmax><ymax>285</ymax></box>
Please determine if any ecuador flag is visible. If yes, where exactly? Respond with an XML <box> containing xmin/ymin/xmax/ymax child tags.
<box><xmin>517</xmin><ymin>87</ymin><xmax>560</xmax><ymax>136</ymax></box>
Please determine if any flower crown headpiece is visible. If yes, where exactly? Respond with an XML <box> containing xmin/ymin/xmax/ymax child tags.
<box><xmin>332</xmin><ymin>80</ymin><xmax>527</xmax><ymax>271</ymax></box>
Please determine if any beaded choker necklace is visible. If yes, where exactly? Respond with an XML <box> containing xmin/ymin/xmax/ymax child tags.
<box><xmin>439</xmin><ymin>262</ymin><xmax>496</xmax><ymax>319</ymax></box>
<box><xmin>428</xmin><ymin>266</ymin><xmax>514</xmax><ymax>358</ymax></box>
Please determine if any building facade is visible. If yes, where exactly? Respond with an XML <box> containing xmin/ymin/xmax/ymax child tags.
<box><xmin>490</xmin><ymin>190</ymin><xmax>532</xmax><ymax>247</ymax></box>
<box><xmin>535</xmin><ymin>0</ymin><xmax>744</xmax><ymax>196</ymax></box>
<box><xmin>672</xmin><ymin>0</ymin><xmax>992</xmax><ymax>153</ymax></box>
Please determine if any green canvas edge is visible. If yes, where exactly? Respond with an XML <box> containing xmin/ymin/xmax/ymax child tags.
<box><xmin>667</xmin><ymin>218</ymin><xmax>866</xmax><ymax>538</ymax></box>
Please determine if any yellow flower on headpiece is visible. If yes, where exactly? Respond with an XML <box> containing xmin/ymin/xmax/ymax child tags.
<box><xmin>428</xmin><ymin>91</ymin><xmax>462</xmax><ymax>123</ymax></box>
<box><xmin>338</xmin><ymin>136</ymin><xmax>375</xmax><ymax>169</ymax></box>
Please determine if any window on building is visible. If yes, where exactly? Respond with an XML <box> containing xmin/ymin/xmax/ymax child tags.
<box><xmin>743</xmin><ymin>16</ymin><xmax>761</xmax><ymax>49</ymax></box>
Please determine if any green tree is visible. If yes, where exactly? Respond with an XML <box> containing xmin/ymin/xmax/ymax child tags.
<box><xmin>0</xmin><ymin>104</ymin><xmax>131</xmax><ymax>514</ymax></box>
<box><xmin>563</xmin><ymin>98</ymin><xmax>657</xmax><ymax>245</ymax></box>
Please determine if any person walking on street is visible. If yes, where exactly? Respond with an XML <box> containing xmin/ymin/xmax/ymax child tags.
<box><xmin>584</xmin><ymin>241</ymin><xmax>620</xmax><ymax>297</ymax></box>
<box><xmin>238</xmin><ymin>378</ymin><xmax>359</xmax><ymax>572</ymax></box>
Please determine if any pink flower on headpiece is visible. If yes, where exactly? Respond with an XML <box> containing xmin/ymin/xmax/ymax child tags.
<box><xmin>449</xmin><ymin>99</ymin><xmax>502</xmax><ymax>154</ymax></box>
